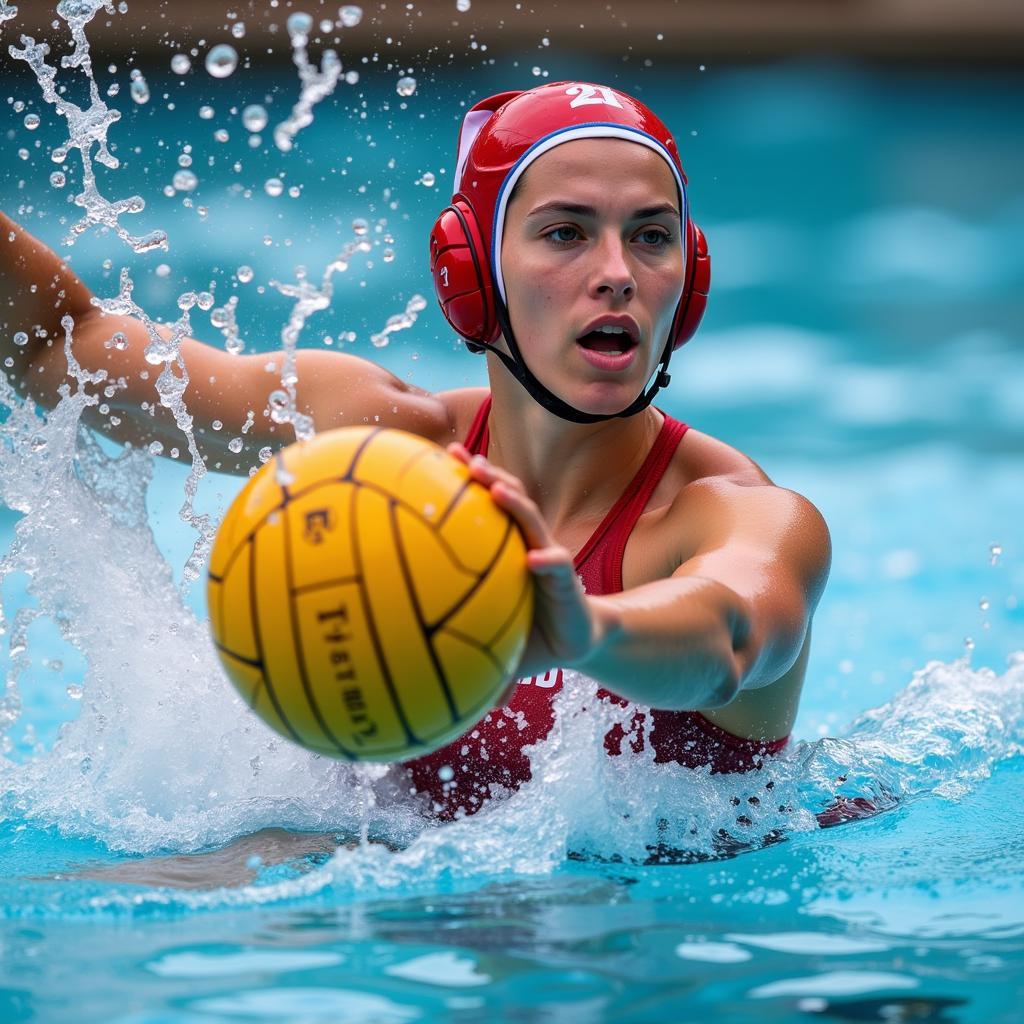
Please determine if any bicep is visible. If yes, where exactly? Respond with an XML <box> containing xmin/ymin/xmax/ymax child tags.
<box><xmin>672</xmin><ymin>483</ymin><xmax>831</xmax><ymax>688</ymax></box>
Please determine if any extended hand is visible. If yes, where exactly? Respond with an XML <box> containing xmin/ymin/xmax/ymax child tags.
<box><xmin>447</xmin><ymin>443</ymin><xmax>599</xmax><ymax>682</ymax></box>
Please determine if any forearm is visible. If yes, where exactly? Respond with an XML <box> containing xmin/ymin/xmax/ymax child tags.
<box><xmin>0</xmin><ymin>211</ymin><xmax>96</xmax><ymax>384</ymax></box>
<box><xmin>573</xmin><ymin>576</ymin><xmax>751</xmax><ymax>711</ymax></box>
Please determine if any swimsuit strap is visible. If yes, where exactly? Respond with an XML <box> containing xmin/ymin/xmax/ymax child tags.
<box><xmin>574</xmin><ymin>413</ymin><xmax>689</xmax><ymax>592</ymax></box>
<box><xmin>463</xmin><ymin>394</ymin><xmax>493</xmax><ymax>455</ymax></box>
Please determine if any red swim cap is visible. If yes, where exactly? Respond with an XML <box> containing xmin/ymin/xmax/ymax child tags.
<box><xmin>430</xmin><ymin>81</ymin><xmax>710</xmax><ymax>357</ymax></box>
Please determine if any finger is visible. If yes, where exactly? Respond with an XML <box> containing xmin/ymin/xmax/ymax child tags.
<box><xmin>491</xmin><ymin>480</ymin><xmax>555</xmax><ymax>550</ymax></box>
<box><xmin>468</xmin><ymin>455</ymin><xmax>526</xmax><ymax>495</ymax></box>
<box><xmin>446</xmin><ymin>442</ymin><xmax>471</xmax><ymax>464</ymax></box>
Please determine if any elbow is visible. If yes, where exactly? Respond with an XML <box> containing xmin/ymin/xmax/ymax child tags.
<box><xmin>705</xmin><ymin>653</ymin><xmax>742</xmax><ymax>708</ymax></box>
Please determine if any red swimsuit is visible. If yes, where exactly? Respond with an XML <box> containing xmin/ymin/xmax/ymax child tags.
<box><xmin>404</xmin><ymin>396</ymin><xmax>789</xmax><ymax>820</ymax></box>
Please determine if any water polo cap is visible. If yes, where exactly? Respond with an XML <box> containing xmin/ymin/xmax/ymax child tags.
<box><xmin>429</xmin><ymin>81</ymin><xmax>710</xmax><ymax>424</ymax></box>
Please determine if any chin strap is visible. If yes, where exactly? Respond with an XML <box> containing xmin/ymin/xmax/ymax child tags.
<box><xmin>470</xmin><ymin>298</ymin><xmax>673</xmax><ymax>424</ymax></box>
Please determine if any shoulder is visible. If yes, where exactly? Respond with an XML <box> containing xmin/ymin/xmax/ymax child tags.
<box><xmin>437</xmin><ymin>385</ymin><xmax>491</xmax><ymax>444</ymax></box>
<box><xmin>672</xmin><ymin>428</ymin><xmax>831</xmax><ymax>586</ymax></box>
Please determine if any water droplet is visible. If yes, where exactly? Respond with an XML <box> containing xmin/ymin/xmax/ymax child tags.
<box><xmin>49</xmin><ymin>171</ymin><xmax>65</xmax><ymax>188</ymax></box>
<box><xmin>171</xmin><ymin>53</ymin><xmax>191</xmax><ymax>74</ymax></box>
<box><xmin>212</xmin><ymin>419</ymin><xmax>223</xmax><ymax>431</ymax></box>
<box><xmin>23</xmin><ymin>113</ymin><xmax>40</xmax><ymax>130</ymax></box>
<box><xmin>66</xmin><ymin>683</ymin><xmax>84</xmax><ymax>700</ymax></box>
<box><xmin>13</xmin><ymin>332</ymin><xmax>28</xmax><ymax>347</ymax></box>
<box><xmin>438</xmin><ymin>764</ymin><xmax>454</xmax><ymax>781</ymax></box>
<box><xmin>287</xmin><ymin>12</ymin><xmax>313</xmax><ymax>37</ymax></box>
<box><xmin>419</xmin><ymin>170</ymin><xmax>436</xmax><ymax>187</ymax></box>
<box><xmin>456</xmin><ymin>0</ymin><xmax>471</xmax><ymax>10</ymax></box>
<box><xmin>345</xmin><ymin>69</ymin><xmax>359</xmax><ymax>85</ymax></box>
<box><xmin>231</xmin><ymin>21</ymin><xmax>246</xmax><ymax>39</ymax></box>
<box><xmin>129</xmin><ymin>69</ymin><xmax>150</xmax><ymax>105</ymax></box>
<box><xmin>228</xmin><ymin>437</ymin><xmax>244</xmax><ymax>454</ymax></box>
<box><xmin>396</xmin><ymin>75</ymin><xmax>417</xmax><ymax>97</ymax></box>
<box><xmin>148</xmin><ymin>441</ymin><xmax>164</xmax><ymax>455</ymax></box>
<box><xmin>382</xmin><ymin>248</ymin><xmax>394</xmax><ymax>262</ymax></box>
<box><xmin>236</xmin><ymin>265</ymin><xmax>254</xmax><ymax>283</ymax></box>
<box><xmin>155</xmin><ymin>263</ymin><xmax>171</xmax><ymax>278</ymax></box>
<box><xmin>242</xmin><ymin>103</ymin><xmax>268</xmax><ymax>132</ymax></box>
<box><xmin>172</xmin><ymin>169</ymin><xmax>198</xmax><ymax>192</ymax></box>
<box><xmin>205</xmin><ymin>44</ymin><xmax>239</xmax><ymax>79</ymax></box>
<box><xmin>979</xmin><ymin>598</ymin><xmax>990</xmax><ymax>612</ymax></box>
<box><xmin>351</xmin><ymin>218</ymin><xmax>369</xmax><ymax>237</ymax></box>
<box><xmin>407</xmin><ymin>294</ymin><xmax>427</xmax><ymax>312</ymax></box>
<box><xmin>531</xmin><ymin>66</ymin><xmax>542</xmax><ymax>76</ymax></box>
<box><xmin>199</xmin><ymin>105</ymin><xmax>215</xmax><ymax>120</ymax></box>
<box><xmin>339</xmin><ymin>5</ymin><xmax>363</xmax><ymax>28</ymax></box>
<box><xmin>258</xmin><ymin>446</ymin><xmax>273</xmax><ymax>464</ymax></box>
<box><xmin>264</xmin><ymin>176</ymin><xmax>284</xmax><ymax>197</ymax></box>
<box><xmin>989</xmin><ymin>543</ymin><xmax>1003</xmax><ymax>566</ymax></box>
<box><xmin>111</xmin><ymin>331</ymin><xmax>128</xmax><ymax>350</ymax></box>
<box><xmin>541</xmin><ymin>36</ymin><xmax>550</xmax><ymax>46</ymax></box>
<box><xmin>964</xmin><ymin>636</ymin><xmax>975</xmax><ymax>652</ymax></box>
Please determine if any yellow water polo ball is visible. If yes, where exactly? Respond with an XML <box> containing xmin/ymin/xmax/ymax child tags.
<box><xmin>207</xmin><ymin>427</ymin><xmax>533</xmax><ymax>762</ymax></box>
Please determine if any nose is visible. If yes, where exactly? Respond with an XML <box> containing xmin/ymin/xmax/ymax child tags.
<box><xmin>590</xmin><ymin>233</ymin><xmax>635</xmax><ymax>302</ymax></box>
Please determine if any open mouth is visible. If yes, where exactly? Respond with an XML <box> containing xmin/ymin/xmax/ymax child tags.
<box><xmin>576</xmin><ymin>326</ymin><xmax>638</xmax><ymax>355</ymax></box>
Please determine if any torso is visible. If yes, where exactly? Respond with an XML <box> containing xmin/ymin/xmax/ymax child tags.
<box><xmin>403</xmin><ymin>390</ymin><xmax>807</xmax><ymax>819</ymax></box>
<box><xmin>440</xmin><ymin>386</ymin><xmax>809</xmax><ymax>744</ymax></box>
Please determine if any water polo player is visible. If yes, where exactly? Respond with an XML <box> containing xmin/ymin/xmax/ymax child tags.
<box><xmin>0</xmin><ymin>81</ymin><xmax>831</xmax><ymax>822</ymax></box>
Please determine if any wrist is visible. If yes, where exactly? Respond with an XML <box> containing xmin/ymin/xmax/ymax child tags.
<box><xmin>571</xmin><ymin>595</ymin><xmax>622</xmax><ymax>670</ymax></box>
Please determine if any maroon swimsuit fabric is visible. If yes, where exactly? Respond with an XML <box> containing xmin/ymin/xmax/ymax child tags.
<box><xmin>404</xmin><ymin>396</ymin><xmax>790</xmax><ymax>819</ymax></box>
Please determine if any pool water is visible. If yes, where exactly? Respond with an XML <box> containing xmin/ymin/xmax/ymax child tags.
<box><xmin>1</xmin><ymin>11</ymin><xmax>1023</xmax><ymax>1022</ymax></box>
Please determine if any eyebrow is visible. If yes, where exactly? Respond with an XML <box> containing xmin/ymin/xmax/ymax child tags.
<box><xmin>525</xmin><ymin>201</ymin><xmax>680</xmax><ymax>220</ymax></box>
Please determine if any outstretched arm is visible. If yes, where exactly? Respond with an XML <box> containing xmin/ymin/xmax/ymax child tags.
<box><xmin>455</xmin><ymin>446</ymin><xmax>831</xmax><ymax>713</ymax></box>
<box><xmin>0</xmin><ymin>211</ymin><xmax>455</xmax><ymax>473</ymax></box>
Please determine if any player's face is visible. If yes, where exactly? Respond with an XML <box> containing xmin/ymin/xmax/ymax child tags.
<box><xmin>500</xmin><ymin>138</ymin><xmax>684</xmax><ymax>417</ymax></box>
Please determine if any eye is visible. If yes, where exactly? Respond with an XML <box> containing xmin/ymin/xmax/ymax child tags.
<box><xmin>636</xmin><ymin>227</ymin><xmax>671</xmax><ymax>247</ymax></box>
<box><xmin>545</xmin><ymin>225</ymin><xmax>582</xmax><ymax>244</ymax></box>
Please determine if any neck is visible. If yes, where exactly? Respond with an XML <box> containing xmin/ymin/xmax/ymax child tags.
<box><xmin>483</xmin><ymin>363</ymin><xmax>664</xmax><ymax>535</ymax></box>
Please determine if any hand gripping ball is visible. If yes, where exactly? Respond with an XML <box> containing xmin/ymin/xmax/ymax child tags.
<box><xmin>207</xmin><ymin>428</ymin><xmax>533</xmax><ymax>762</ymax></box>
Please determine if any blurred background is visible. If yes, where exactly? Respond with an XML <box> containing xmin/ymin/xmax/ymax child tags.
<box><xmin>1</xmin><ymin>0</ymin><xmax>1022</xmax><ymax>742</ymax></box>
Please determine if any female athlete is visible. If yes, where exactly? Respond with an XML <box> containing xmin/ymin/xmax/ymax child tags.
<box><xmin>0</xmin><ymin>81</ymin><xmax>831</xmax><ymax>822</ymax></box>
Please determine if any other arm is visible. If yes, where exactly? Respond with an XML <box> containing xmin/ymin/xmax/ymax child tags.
<box><xmin>0</xmin><ymin>211</ymin><xmax>456</xmax><ymax>472</ymax></box>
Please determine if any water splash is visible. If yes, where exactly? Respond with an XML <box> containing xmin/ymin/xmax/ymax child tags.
<box><xmin>273</xmin><ymin>17</ymin><xmax>344</xmax><ymax>153</ymax></box>
<box><xmin>266</xmin><ymin>229</ymin><xmax>379</xmax><ymax>442</ymax></box>
<box><xmin>7</xmin><ymin>1</ymin><xmax>167</xmax><ymax>253</ymax></box>
<box><xmin>93</xmin><ymin>271</ymin><xmax>216</xmax><ymax>584</ymax></box>
<box><xmin>0</xmin><ymin>1</ymin><xmax>18</xmax><ymax>24</ymax></box>
<box><xmin>370</xmin><ymin>294</ymin><xmax>428</xmax><ymax>348</ymax></box>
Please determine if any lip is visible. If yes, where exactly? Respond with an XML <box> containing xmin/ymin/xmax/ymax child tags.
<box><xmin>576</xmin><ymin>344</ymin><xmax>640</xmax><ymax>373</ymax></box>
<box><xmin>575</xmin><ymin>314</ymin><xmax>642</xmax><ymax>373</ymax></box>
<box><xmin>576</xmin><ymin>314</ymin><xmax>641</xmax><ymax>346</ymax></box>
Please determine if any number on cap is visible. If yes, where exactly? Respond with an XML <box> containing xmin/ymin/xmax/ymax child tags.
<box><xmin>565</xmin><ymin>84</ymin><xmax>624</xmax><ymax>110</ymax></box>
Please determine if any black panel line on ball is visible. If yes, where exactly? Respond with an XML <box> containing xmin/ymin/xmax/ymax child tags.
<box><xmin>273</xmin><ymin>451</ymin><xmax>292</xmax><ymax>502</ymax></box>
<box><xmin>343</xmin><ymin>427</ymin><xmax>383</xmax><ymax>481</ymax></box>
<box><xmin>390</xmin><ymin>500</ymin><xmax>459</xmax><ymax>724</ymax></box>
<box><xmin>282</xmin><ymin>500</ymin><xmax>358</xmax><ymax>760</ymax></box>
<box><xmin>290</xmin><ymin>574</ymin><xmax>363</xmax><ymax>597</ymax></box>
<box><xmin>440</xmin><ymin>625</ymin><xmax>506</xmax><ymax>677</ymax></box>
<box><xmin>486</xmin><ymin>574</ymin><xmax>534</xmax><ymax>649</ymax></box>
<box><xmin>284</xmin><ymin>428</ymin><xmax>381</xmax><ymax>506</ymax></box>
<box><xmin>437</xmin><ymin>477</ymin><xmax>473</xmax><ymax>527</ymax></box>
<box><xmin>214</xmin><ymin>642</ymin><xmax>264</xmax><ymax>671</ymax></box>
<box><xmin>350</xmin><ymin>483</ymin><xmax>420</xmax><ymax>747</ymax></box>
<box><xmin>434</xmin><ymin>519</ymin><xmax>513</xmax><ymax>633</ymax></box>
<box><xmin>249</xmin><ymin>531</ymin><xmax>306</xmax><ymax>747</ymax></box>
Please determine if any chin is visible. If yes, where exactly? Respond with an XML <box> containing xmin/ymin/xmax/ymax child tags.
<box><xmin>562</xmin><ymin>380</ymin><xmax>649</xmax><ymax>418</ymax></box>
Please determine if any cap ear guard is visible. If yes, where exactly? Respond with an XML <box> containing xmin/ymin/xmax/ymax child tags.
<box><xmin>429</xmin><ymin>199</ymin><xmax>500</xmax><ymax>351</ymax></box>
<box><xmin>671</xmin><ymin>222</ymin><xmax>710</xmax><ymax>350</ymax></box>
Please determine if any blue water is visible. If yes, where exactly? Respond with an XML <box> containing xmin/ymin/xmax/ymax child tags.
<box><xmin>1</xmin><ymin>12</ymin><xmax>1023</xmax><ymax>1022</ymax></box>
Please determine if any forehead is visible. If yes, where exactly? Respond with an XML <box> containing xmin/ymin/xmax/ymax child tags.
<box><xmin>511</xmin><ymin>138</ymin><xmax>679</xmax><ymax>211</ymax></box>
